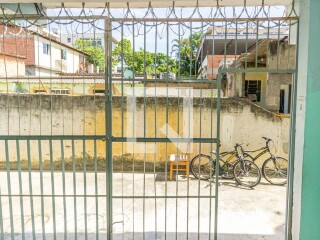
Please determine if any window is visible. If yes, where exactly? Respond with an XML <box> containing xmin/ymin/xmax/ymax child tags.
<box><xmin>42</xmin><ymin>43</ymin><xmax>50</xmax><ymax>54</ymax></box>
<box><xmin>51</xmin><ymin>89</ymin><xmax>70</xmax><ymax>95</ymax></box>
<box><xmin>93</xmin><ymin>89</ymin><xmax>105</xmax><ymax>95</ymax></box>
<box><xmin>61</xmin><ymin>49</ymin><xmax>67</xmax><ymax>60</ymax></box>
<box><xmin>245</xmin><ymin>80</ymin><xmax>262</xmax><ymax>102</ymax></box>
<box><xmin>34</xmin><ymin>90</ymin><xmax>47</xmax><ymax>94</ymax></box>
<box><xmin>67</xmin><ymin>37</ymin><xmax>71</xmax><ymax>43</ymax></box>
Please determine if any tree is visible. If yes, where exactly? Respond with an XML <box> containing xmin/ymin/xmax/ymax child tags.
<box><xmin>154</xmin><ymin>52</ymin><xmax>178</xmax><ymax>75</ymax></box>
<box><xmin>171</xmin><ymin>32</ymin><xmax>202</xmax><ymax>77</ymax></box>
<box><xmin>112</xmin><ymin>39</ymin><xmax>133</xmax><ymax>69</ymax></box>
<box><xmin>112</xmin><ymin>39</ymin><xmax>178</xmax><ymax>76</ymax></box>
<box><xmin>74</xmin><ymin>39</ymin><xmax>105</xmax><ymax>72</ymax></box>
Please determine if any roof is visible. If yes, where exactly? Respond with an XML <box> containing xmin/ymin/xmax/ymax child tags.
<box><xmin>0</xmin><ymin>23</ymin><xmax>89</xmax><ymax>56</ymax></box>
<box><xmin>196</xmin><ymin>33</ymin><xmax>289</xmax><ymax>63</ymax></box>
<box><xmin>0</xmin><ymin>74</ymin><xmax>146</xmax><ymax>83</ymax></box>
<box><xmin>27</xmin><ymin>28</ymin><xmax>89</xmax><ymax>56</ymax></box>
<box><xmin>238</xmin><ymin>39</ymin><xmax>283</xmax><ymax>63</ymax></box>
<box><xmin>59</xmin><ymin>72</ymin><xmax>146</xmax><ymax>78</ymax></box>
<box><xmin>0</xmin><ymin>51</ymin><xmax>27</xmax><ymax>59</ymax></box>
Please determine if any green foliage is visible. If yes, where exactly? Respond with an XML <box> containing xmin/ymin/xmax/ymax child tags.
<box><xmin>74</xmin><ymin>39</ymin><xmax>105</xmax><ymax>72</ymax></box>
<box><xmin>15</xmin><ymin>82</ymin><xmax>25</xmax><ymax>93</ymax></box>
<box><xmin>112</xmin><ymin>39</ymin><xmax>177</xmax><ymax>76</ymax></box>
<box><xmin>112</xmin><ymin>39</ymin><xmax>133</xmax><ymax>68</ymax></box>
<box><xmin>171</xmin><ymin>32</ymin><xmax>202</xmax><ymax>77</ymax></box>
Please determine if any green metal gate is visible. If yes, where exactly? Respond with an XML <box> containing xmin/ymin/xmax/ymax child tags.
<box><xmin>0</xmin><ymin>4</ymin><xmax>298</xmax><ymax>239</ymax></box>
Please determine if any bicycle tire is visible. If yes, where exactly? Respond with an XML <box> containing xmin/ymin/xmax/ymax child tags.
<box><xmin>219</xmin><ymin>157</ymin><xmax>237</xmax><ymax>179</ymax></box>
<box><xmin>262</xmin><ymin>157</ymin><xmax>288</xmax><ymax>185</ymax></box>
<box><xmin>215</xmin><ymin>151</ymin><xmax>242</xmax><ymax>179</ymax></box>
<box><xmin>233</xmin><ymin>160</ymin><xmax>262</xmax><ymax>188</ymax></box>
<box><xmin>220</xmin><ymin>153</ymin><xmax>253</xmax><ymax>179</ymax></box>
<box><xmin>190</xmin><ymin>154</ymin><xmax>213</xmax><ymax>180</ymax></box>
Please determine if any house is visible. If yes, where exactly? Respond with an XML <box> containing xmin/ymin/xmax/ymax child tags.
<box><xmin>196</xmin><ymin>27</ymin><xmax>289</xmax><ymax>80</ymax></box>
<box><xmin>221</xmin><ymin>38</ymin><xmax>295</xmax><ymax>114</ymax></box>
<box><xmin>196</xmin><ymin>27</ymin><xmax>294</xmax><ymax>114</ymax></box>
<box><xmin>0</xmin><ymin>23</ymin><xmax>90</xmax><ymax>77</ymax></box>
<box><xmin>61</xmin><ymin>32</ymin><xmax>118</xmax><ymax>50</ymax></box>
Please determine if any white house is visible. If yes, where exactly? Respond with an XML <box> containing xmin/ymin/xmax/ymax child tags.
<box><xmin>26</xmin><ymin>28</ymin><xmax>89</xmax><ymax>76</ymax></box>
<box><xmin>0</xmin><ymin>24</ymin><xmax>90</xmax><ymax>77</ymax></box>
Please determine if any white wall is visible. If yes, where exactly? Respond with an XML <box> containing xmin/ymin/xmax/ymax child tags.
<box><xmin>32</xmin><ymin>36</ymin><xmax>84</xmax><ymax>76</ymax></box>
<box><xmin>0</xmin><ymin>55</ymin><xmax>25</xmax><ymax>78</ymax></box>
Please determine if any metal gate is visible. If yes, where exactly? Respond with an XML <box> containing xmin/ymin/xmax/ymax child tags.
<box><xmin>0</xmin><ymin>4</ymin><xmax>298</xmax><ymax>239</ymax></box>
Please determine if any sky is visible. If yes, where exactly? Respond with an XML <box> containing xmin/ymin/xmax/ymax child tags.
<box><xmin>21</xmin><ymin>5</ymin><xmax>289</xmax><ymax>54</ymax></box>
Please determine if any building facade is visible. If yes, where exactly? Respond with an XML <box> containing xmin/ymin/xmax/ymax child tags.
<box><xmin>0</xmin><ymin>24</ymin><xmax>89</xmax><ymax>77</ymax></box>
<box><xmin>61</xmin><ymin>32</ymin><xmax>118</xmax><ymax>50</ymax></box>
<box><xmin>196</xmin><ymin>27</ymin><xmax>289</xmax><ymax>80</ymax></box>
<box><xmin>222</xmin><ymin>39</ymin><xmax>295</xmax><ymax>114</ymax></box>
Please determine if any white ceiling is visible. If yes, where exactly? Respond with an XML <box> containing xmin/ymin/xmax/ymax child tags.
<box><xmin>2</xmin><ymin>0</ymin><xmax>293</xmax><ymax>9</ymax></box>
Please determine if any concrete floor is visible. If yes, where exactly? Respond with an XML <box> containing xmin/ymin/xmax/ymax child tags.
<box><xmin>0</xmin><ymin>172</ymin><xmax>286</xmax><ymax>239</ymax></box>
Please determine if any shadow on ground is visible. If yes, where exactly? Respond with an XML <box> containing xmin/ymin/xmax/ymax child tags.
<box><xmin>3</xmin><ymin>225</ymin><xmax>285</xmax><ymax>240</ymax></box>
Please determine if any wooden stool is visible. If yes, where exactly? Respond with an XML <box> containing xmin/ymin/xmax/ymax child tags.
<box><xmin>169</xmin><ymin>154</ymin><xmax>189</xmax><ymax>181</ymax></box>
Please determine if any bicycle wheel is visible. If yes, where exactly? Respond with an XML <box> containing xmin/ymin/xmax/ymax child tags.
<box><xmin>219</xmin><ymin>158</ymin><xmax>237</xmax><ymax>179</ymax></box>
<box><xmin>233</xmin><ymin>160</ymin><xmax>261</xmax><ymax>187</ymax></box>
<box><xmin>262</xmin><ymin>157</ymin><xmax>288</xmax><ymax>185</ymax></box>
<box><xmin>220</xmin><ymin>153</ymin><xmax>253</xmax><ymax>179</ymax></box>
<box><xmin>190</xmin><ymin>154</ymin><xmax>213</xmax><ymax>180</ymax></box>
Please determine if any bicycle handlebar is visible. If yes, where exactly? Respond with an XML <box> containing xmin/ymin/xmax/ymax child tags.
<box><xmin>235</xmin><ymin>143</ymin><xmax>245</xmax><ymax>157</ymax></box>
<box><xmin>235</xmin><ymin>143</ymin><xmax>244</xmax><ymax>147</ymax></box>
<box><xmin>262</xmin><ymin>136</ymin><xmax>271</xmax><ymax>142</ymax></box>
<box><xmin>262</xmin><ymin>137</ymin><xmax>273</xmax><ymax>151</ymax></box>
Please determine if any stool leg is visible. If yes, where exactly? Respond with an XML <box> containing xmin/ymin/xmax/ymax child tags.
<box><xmin>186</xmin><ymin>162</ymin><xmax>189</xmax><ymax>177</ymax></box>
<box><xmin>170</xmin><ymin>163</ymin><xmax>173</xmax><ymax>181</ymax></box>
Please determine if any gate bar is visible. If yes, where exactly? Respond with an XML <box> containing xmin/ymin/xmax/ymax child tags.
<box><xmin>5</xmin><ymin>140</ymin><xmax>15</xmax><ymax>239</ymax></box>
<box><xmin>0</xmin><ymin>136</ymin><xmax>219</xmax><ymax>143</ymax></box>
<box><xmin>0</xmin><ymin>194</ymin><xmax>216</xmax><ymax>198</ymax></box>
<box><xmin>105</xmin><ymin>18</ymin><xmax>113</xmax><ymax>240</ymax></box>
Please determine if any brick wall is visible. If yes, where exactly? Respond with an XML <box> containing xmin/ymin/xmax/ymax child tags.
<box><xmin>206</xmin><ymin>55</ymin><xmax>237</xmax><ymax>79</ymax></box>
<box><xmin>0</xmin><ymin>24</ymin><xmax>35</xmax><ymax>65</ymax></box>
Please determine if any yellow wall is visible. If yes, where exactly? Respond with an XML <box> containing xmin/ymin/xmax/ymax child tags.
<box><xmin>0</xmin><ymin>95</ymin><xmax>289</xmax><ymax>166</ymax></box>
<box><xmin>244</xmin><ymin>71</ymin><xmax>268</xmax><ymax>108</ymax></box>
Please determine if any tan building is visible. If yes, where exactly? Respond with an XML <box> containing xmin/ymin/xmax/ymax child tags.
<box><xmin>196</xmin><ymin>27</ymin><xmax>289</xmax><ymax>80</ymax></box>
<box><xmin>0</xmin><ymin>52</ymin><xmax>26</xmax><ymax>78</ymax></box>
<box><xmin>222</xmin><ymin>38</ymin><xmax>296</xmax><ymax>113</ymax></box>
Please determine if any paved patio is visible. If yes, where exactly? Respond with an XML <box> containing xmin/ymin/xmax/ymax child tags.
<box><xmin>0</xmin><ymin>172</ymin><xmax>286</xmax><ymax>239</ymax></box>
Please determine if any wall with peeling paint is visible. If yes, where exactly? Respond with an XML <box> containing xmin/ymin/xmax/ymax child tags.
<box><xmin>0</xmin><ymin>94</ymin><xmax>289</xmax><ymax>167</ymax></box>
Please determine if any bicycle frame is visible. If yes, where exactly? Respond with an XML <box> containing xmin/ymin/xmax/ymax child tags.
<box><xmin>218</xmin><ymin>151</ymin><xmax>239</xmax><ymax>169</ymax></box>
<box><xmin>244</xmin><ymin>139</ymin><xmax>277</xmax><ymax>162</ymax></box>
<box><xmin>245</xmin><ymin>147</ymin><xmax>269</xmax><ymax>161</ymax></box>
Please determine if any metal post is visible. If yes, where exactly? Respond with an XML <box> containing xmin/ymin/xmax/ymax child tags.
<box><xmin>105</xmin><ymin>17</ymin><xmax>113</xmax><ymax>240</ymax></box>
<box><xmin>214</xmin><ymin>72</ymin><xmax>221</xmax><ymax>240</ymax></box>
<box><xmin>285</xmin><ymin>19</ymin><xmax>299</xmax><ymax>240</ymax></box>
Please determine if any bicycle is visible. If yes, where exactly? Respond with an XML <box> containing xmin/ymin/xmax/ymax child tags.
<box><xmin>232</xmin><ymin>143</ymin><xmax>262</xmax><ymax>187</ymax></box>
<box><xmin>190</xmin><ymin>144</ymin><xmax>261</xmax><ymax>187</ymax></box>
<box><xmin>245</xmin><ymin>137</ymin><xmax>288</xmax><ymax>185</ymax></box>
<box><xmin>189</xmin><ymin>148</ymin><xmax>242</xmax><ymax>180</ymax></box>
